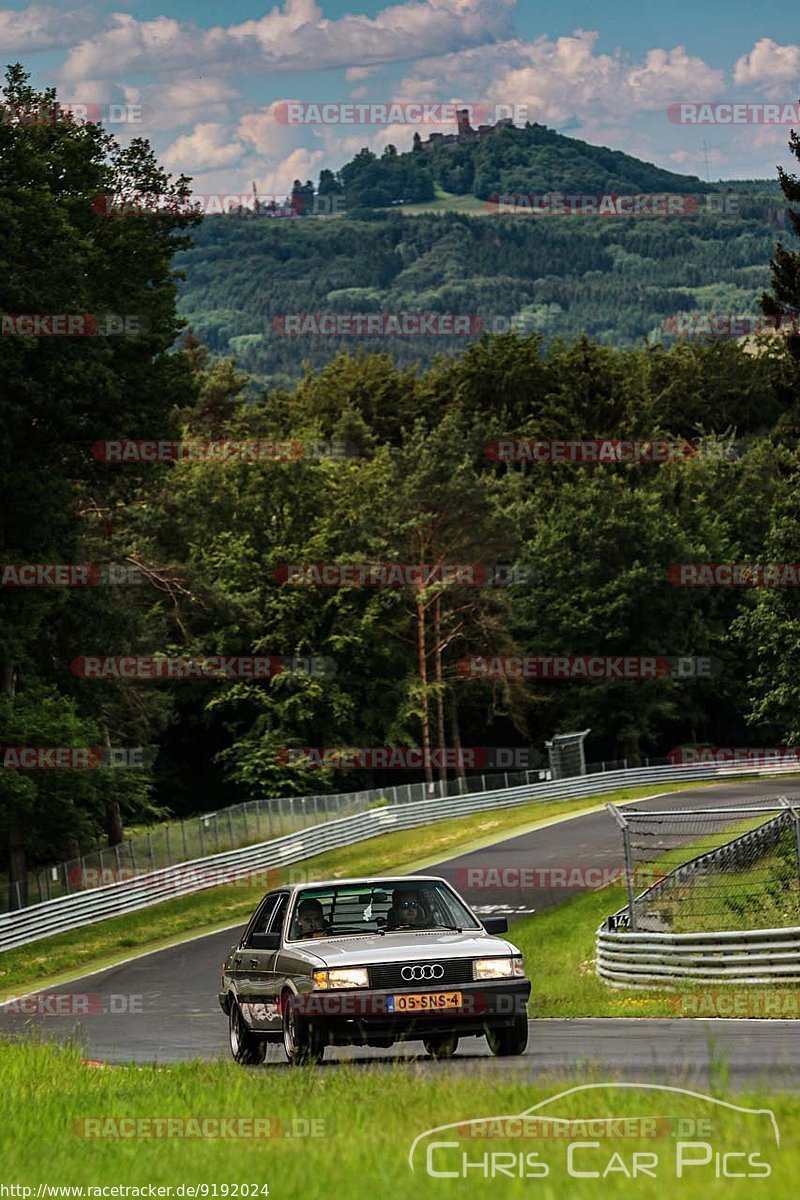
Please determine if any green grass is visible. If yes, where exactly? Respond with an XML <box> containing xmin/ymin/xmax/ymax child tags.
<box><xmin>615</xmin><ymin>812</ymin><xmax>800</xmax><ymax>934</ymax></box>
<box><xmin>665</xmin><ymin>830</ymin><xmax>800</xmax><ymax>933</ymax></box>
<box><xmin>513</xmin><ymin>882</ymin><xmax>800</xmax><ymax>1017</ymax></box>
<box><xmin>0</xmin><ymin>1040</ymin><xmax>797</xmax><ymax>1197</ymax></box>
<box><xmin>0</xmin><ymin>780</ymin><xmax>717</xmax><ymax>999</ymax></box>
<box><xmin>377</xmin><ymin>185</ymin><xmax>490</xmax><ymax>216</ymax></box>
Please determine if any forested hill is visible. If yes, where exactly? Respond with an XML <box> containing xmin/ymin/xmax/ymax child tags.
<box><xmin>297</xmin><ymin>119</ymin><xmax>719</xmax><ymax>209</ymax></box>
<box><xmin>384</xmin><ymin>120</ymin><xmax>714</xmax><ymax>204</ymax></box>
<box><xmin>173</xmin><ymin>118</ymin><xmax>787</xmax><ymax>387</ymax></box>
<box><xmin>175</xmin><ymin>192</ymin><xmax>789</xmax><ymax>389</ymax></box>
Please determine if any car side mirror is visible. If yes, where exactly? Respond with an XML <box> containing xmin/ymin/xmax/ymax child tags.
<box><xmin>482</xmin><ymin>916</ymin><xmax>508</xmax><ymax>934</ymax></box>
<box><xmin>249</xmin><ymin>931</ymin><xmax>280</xmax><ymax>949</ymax></box>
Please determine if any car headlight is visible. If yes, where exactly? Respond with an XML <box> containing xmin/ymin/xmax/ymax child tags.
<box><xmin>312</xmin><ymin>968</ymin><xmax>369</xmax><ymax>990</ymax></box>
<box><xmin>474</xmin><ymin>956</ymin><xmax>525</xmax><ymax>980</ymax></box>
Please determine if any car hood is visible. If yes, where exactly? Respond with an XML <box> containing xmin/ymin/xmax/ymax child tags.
<box><xmin>293</xmin><ymin>929</ymin><xmax>521</xmax><ymax>965</ymax></box>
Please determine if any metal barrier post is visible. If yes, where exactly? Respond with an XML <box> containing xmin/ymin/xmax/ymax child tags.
<box><xmin>607</xmin><ymin>803</ymin><xmax>637</xmax><ymax>930</ymax></box>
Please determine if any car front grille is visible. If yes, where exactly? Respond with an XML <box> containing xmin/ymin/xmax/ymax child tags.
<box><xmin>368</xmin><ymin>960</ymin><xmax>474</xmax><ymax>990</ymax></box>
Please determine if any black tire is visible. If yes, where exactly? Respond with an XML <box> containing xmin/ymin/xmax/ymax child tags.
<box><xmin>228</xmin><ymin>999</ymin><xmax>267</xmax><ymax>1065</ymax></box>
<box><xmin>485</xmin><ymin>1017</ymin><xmax>528</xmax><ymax>1057</ymax></box>
<box><xmin>282</xmin><ymin>993</ymin><xmax>325</xmax><ymax>1066</ymax></box>
<box><xmin>423</xmin><ymin>1033</ymin><xmax>459</xmax><ymax>1059</ymax></box>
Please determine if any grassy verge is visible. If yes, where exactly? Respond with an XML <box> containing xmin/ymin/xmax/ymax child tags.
<box><xmin>0</xmin><ymin>1040</ymin><xmax>797</xmax><ymax>1197</ymax></box>
<box><xmin>0</xmin><ymin>781</ymin><xmax>716</xmax><ymax>998</ymax></box>
<box><xmin>514</xmin><ymin>882</ymin><xmax>800</xmax><ymax>1017</ymax></box>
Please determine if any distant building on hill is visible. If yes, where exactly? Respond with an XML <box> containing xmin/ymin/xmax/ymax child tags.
<box><xmin>423</xmin><ymin>109</ymin><xmax>515</xmax><ymax>149</ymax></box>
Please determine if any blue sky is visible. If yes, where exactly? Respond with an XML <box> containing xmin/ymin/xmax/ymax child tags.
<box><xmin>3</xmin><ymin>0</ymin><xmax>799</xmax><ymax>193</ymax></box>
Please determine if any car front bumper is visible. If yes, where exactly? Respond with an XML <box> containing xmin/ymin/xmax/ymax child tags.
<box><xmin>285</xmin><ymin>978</ymin><xmax>531</xmax><ymax>1042</ymax></box>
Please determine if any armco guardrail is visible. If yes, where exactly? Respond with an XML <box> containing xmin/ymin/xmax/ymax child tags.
<box><xmin>597</xmin><ymin>803</ymin><xmax>800</xmax><ymax>986</ymax></box>
<box><xmin>597</xmin><ymin>925</ymin><xmax>800</xmax><ymax>986</ymax></box>
<box><xmin>3</xmin><ymin>759</ymin><xmax>799</xmax><ymax>953</ymax></box>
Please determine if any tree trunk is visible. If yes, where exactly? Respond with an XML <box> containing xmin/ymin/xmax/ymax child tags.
<box><xmin>450</xmin><ymin>694</ymin><xmax>468</xmax><ymax>792</ymax></box>
<box><xmin>433</xmin><ymin>596</ymin><xmax>448</xmax><ymax>795</ymax></box>
<box><xmin>415</xmin><ymin>593</ymin><xmax>434</xmax><ymax>793</ymax></box>
<box><xmin>2</xmin><ymin>665</ymin><xmax>27</xmax><ymax>909</ymax></box>
<box><xmin>102</xmin><ymin>727</ymin><xmax>124</xmax><ymax>845</ymax></box>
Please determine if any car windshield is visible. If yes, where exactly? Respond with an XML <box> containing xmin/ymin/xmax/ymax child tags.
<box><xmin>287</xmin><ymin>880</ymin><xmax>482</xmax><ymax>940</ymax></box>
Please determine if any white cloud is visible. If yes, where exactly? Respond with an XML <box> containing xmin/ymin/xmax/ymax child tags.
<box><xmin>0</xmin><ymin>4</ymin><xmax>91</xmax><ymax>52</ymax></box>
<box><xmin>397</xmin><ymin>31</ymin><xmax>726</xmax><ymax>128</ymax></box>
<box><xmin>345</xmin><ymin>65</ymin><xmax>380</xmax><ymax>81</ymax></box>
<box><xmin>60</xmin><ymin>0</ymin><xmax>515</xmax><ymax>83</ymax></box>
<box><xmin>734</xmin><ymin>39</ymin><xmax>800</xmax><ymax>98</ymax></box>
<box><xmin>162</xmin><ymin>122</ymin><xmax>244</xmax><ymax>170</ymax></box>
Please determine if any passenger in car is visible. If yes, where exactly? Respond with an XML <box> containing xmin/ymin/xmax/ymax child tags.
<box><xmin>294</xmin><ymin>898</ymin><xmax>329</xmax><ymax>938</ymax></box>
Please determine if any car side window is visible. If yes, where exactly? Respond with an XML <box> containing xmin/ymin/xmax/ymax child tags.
<box><xmin>267</xmin><ymin>893</ymin><xmax>289</xmax><ymax>937</ymax></box>
<box><xmin>245</xmin><ymin>893</ymin><xmax>280</xmax><ymax>944</ymax></box>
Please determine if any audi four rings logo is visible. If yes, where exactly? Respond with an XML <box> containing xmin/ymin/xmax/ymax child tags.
<box><xmin>401</xmin><ymin>964</ymin><xmax>444</xmax><ymax>981</ymax></box>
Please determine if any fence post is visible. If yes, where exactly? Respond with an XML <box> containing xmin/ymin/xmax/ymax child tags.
<box><xmin>242</xmin><ymin>804</ymin><xmax>249</xmax><ymax>841</ymax></box>
<box><xmin>228</xmin><ymin>808</ymin><xmax>235</xmax><ymax>848</ymax></box>
<box><xmin>784</xmin><ymin>801</ymin><xmax>800</xmax><ymax>897</ymax></box>
<box><xmin>607</xmin><ymin>803</ymin><xmax>637</xmax><ymax>931</ymax></box>
<box><xmin>165</xmin><ymin>824</ymin><xmax>172</xmax><ymax>866</ymax></box>
<box><xmin>147</xmin><ymin>833</ymin><xmax>155</xmax><ymax>870</ymax></box>
<box><xmin>181</xmin><ymin>820</ymin><xmax>188</xmax><ymax>859</ymax></box>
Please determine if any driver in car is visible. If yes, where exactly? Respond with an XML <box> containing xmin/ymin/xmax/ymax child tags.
<box><xmin>294</xmin><ymin>898</ymin><xmax>329</xmax><ymax>938</ymax></box>
<box><xmin>390</xmin><ymin>888</ymin><xmax>428</xmax><ymax>929</ymax></box>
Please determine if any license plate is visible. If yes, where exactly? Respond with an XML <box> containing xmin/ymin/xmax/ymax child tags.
<box><xmin>387</xmin><ymin>990</ymin><xmax>463</xmax><ymax>1012</ymax></box>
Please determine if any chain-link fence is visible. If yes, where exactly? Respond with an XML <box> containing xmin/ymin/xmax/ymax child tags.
<box><xmin>5</xmin><ymin>752</ymin><xmax>670</xmax><ymax>912</ymax></box>
<box><xmin>607</xmin><ymin>798</ymin><xmax>800</xmax><ymax>933</ymax></box>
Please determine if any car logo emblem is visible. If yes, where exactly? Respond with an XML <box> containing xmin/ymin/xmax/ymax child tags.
<box><xmin>401</xmin><ymin>964</ymin><xmax>444</xmax><ymax>981</ymax></box>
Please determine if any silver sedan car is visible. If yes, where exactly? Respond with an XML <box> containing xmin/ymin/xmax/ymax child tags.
<box><xmin>219</xmin><ymin>874</ymin><xmax>531</xmax><ymax>1065</ymax></box>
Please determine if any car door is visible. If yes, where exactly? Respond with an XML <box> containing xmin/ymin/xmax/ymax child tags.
<box><xmin>238</xmin><ymin>892</ymin><xmax>289</xmax><ymax>1033</ymax></box>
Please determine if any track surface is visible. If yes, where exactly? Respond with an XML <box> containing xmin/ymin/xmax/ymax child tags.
<box><xmin>4</xmin><ymin>778</ymin><xmax>800</xmax><ymax>1086</ymax></box>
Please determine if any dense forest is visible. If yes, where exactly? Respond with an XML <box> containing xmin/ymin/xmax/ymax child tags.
<box><xmin>2</xmin><ymin>66</ymin><xmax>800</xmax><ymax>900</ymax></box>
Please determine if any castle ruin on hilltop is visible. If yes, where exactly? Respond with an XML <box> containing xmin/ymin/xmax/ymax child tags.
<box><xmin>422</xmin><ymin>108</ymin><xmax>514</xmax><ymax>148</ymax></box>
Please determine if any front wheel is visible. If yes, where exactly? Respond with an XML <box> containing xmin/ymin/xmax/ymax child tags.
<box><xmin>282</xmin><ymin>994</ymin><xmax>325</xmax><ymax>1066</ymax></box>
<box><xmin>423</xmin><ymin>1033</ymin><xmax>459</xmax><ymax>1059</ymax></box>
<box><xmin>485</xmin><ymin>1017</ymin><xmax>528</xmax><ymax>1057</ymax></box>
<box><xmin>228</xmin><ymin>1000</ymin><xmax>267</xmax><ymax>1065</ymax></box>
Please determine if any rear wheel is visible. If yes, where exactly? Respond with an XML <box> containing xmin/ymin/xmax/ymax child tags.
<box><xmin>228</xmin><ymin>1000</ymin><xmax>267</xmax><ymax>1065</ymax></box>
<box><xmin>282</xmin><ymin>993</ymin><xmax>325</xmax><ymax>1066</ymax></box>
<box><xmin>423</xmin><ymin>1033</ymin><xmax>459</xmax><ymax>1059</ymax></box>
<box><xmin>485</xmin><ymin>1017</ymin><xmax>528</xmax><ymax>1057</ymax></box>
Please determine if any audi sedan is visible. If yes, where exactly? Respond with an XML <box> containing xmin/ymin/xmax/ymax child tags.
<box><xmin>218</xmin><ymin>874</ymin><xmax>531</xmax><ymax>1065</ymax></box>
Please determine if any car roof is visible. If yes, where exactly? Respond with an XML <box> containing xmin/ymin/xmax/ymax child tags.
<box><xmin>282</xmin><ymin>875</ymin><xmax>447</xmax><ymax>892</ymax></box>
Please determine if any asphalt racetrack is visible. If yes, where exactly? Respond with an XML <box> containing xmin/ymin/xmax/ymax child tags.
<box><xmin>4</xmin><ymin>778</ymin><xmax>800</xmax><ymax>1086</ymax></box>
